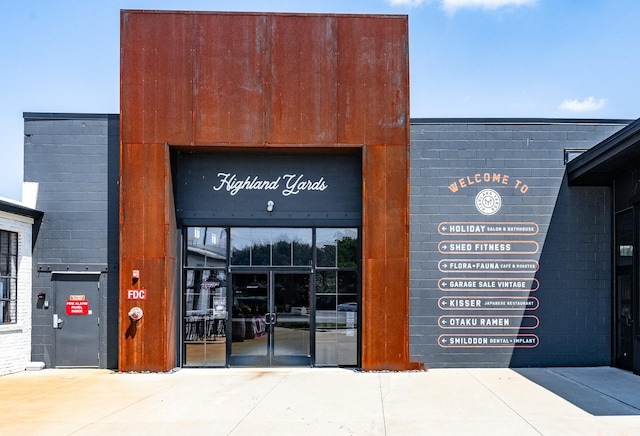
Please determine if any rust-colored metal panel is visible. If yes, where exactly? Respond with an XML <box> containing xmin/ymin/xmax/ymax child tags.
<box><xmin>336</xmin><ymin>16</ymin><xmax>409</xmax><ymax>146</ymax></box>
<box><xmin>265</xmin><ymin>15</ymin><xmax>339</xmax><ymax>144</ymax></box>
<box><xmin>384</xmin><ymin>145</ymin><xmax>410</xmax><ymax>260</ymax></box>
<box><xmin>193</xmin><ymin>13</ymin><xmax>267</xmax><ymax>144</ymax></box>
<box><xmin>120</xmin><ymin>143</ymin><xmax>166</xmax><ymax>257</ymax></box>
<box><xmin>121</xmin><ymin>11</ymin><xmax>194</xmax><ymax>145</ymax></box>
<box><xmin>119</xmin><ymin>257</ymin><xmax>168</xmax><ymax>372</ymax></box>
<box><xmin>119</xmin><ymin>141</ymin><xmax>167</xmax><ymax>371</ymax></box>
<box><xmin>382</xmin><ymin>257</ymin><xmax>411</xmax><ymax>369</ymax></box>
<box><xmin>361</xmin><ymin>144</ymin><xmax>416</xmax><ymax>370</ymax></box>
<box><xmin>361</xmin><ymin>145</ymin><xmax>386</xmax><ymax>370</ymax></box>
<box><xmin>362</xmin><ymin>254</ymin><xmax>414</xmax><ymax>370</ymax></box>
<box><xmin>121</xmin><ymin>10</ymin><xmax>415</xmax><ymax>371</ymax></box>
<box><xmin>361</xmin><ymin>258</ymin><xmax>387</xmax><ymax>369</ymax></box>
<box><xmin>362</xmin><ymin>145</ymin><xmax>388</xmax><ymax>257</ymax></box>
<box><xmin>120</xmin><ymin>14</ymin><xmax>145</xmax><ymax>145</ymax></box>
<box><xmin>119</xmin><ymin>142</ymin><xmax>178</xmax><ymax>372</ymax></box>
<box><xmin>163</xmin><ymin>143</ymin><xmax>179</xmax><ymax>370</ymax></box>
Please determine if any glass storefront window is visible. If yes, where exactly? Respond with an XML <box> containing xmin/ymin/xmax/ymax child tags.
<box><xmin>316</xmin><ymin>228</ymin><xmax>358</xmax><ymax>267</ymax></box>
<box><xmin>183</xmin><ymin>268</ymin><xmax>227</xmax><ymax>367</ymax></box>
<box><xmin>315</xmin><ymin>271</ymin><xmax>357</xmax><ymax>308</ymax></box>
<box><xmin>315</xmin><ymin>228</ymin><xmax>358</xmax><ymax>366</ymax></box>
<box><xmin>183</xmin><ymin>226</ymin><xmax>359</xmax><ymax>367</ymax></box>
<box><xmin>185</xmin><ymin>227</ymin><xmax>227</xmax><ymax>268</ymax></box>
<box><xmin>230</xmin><ymin>228</ymin><xmax>312</xmax><ymax>266</ymax></box>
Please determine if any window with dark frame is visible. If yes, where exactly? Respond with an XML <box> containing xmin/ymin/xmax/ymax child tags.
<box><xmin>0</xmin><ymin>230</ymin><xmax>18</xmax><ymax>324</ymax></box>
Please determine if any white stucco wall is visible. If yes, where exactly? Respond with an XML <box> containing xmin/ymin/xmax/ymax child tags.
<box><xmin>0</xmin><ymin>211</ymin><xmax>34</xmax><ymax>376</ymax></box>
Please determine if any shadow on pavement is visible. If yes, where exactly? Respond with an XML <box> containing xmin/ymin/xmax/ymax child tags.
<box><xmin>514</xmin><ymin>367</ymin><xmax>640</xmax><ymax>416</ymax></box>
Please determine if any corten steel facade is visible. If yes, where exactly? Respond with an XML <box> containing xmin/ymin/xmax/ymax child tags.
<box><xmin>120</xmin><ymin>11</ymin><xmax>415</xmax><ymax>372</ymax></box>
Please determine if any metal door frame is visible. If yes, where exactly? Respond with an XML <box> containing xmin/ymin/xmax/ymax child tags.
<box><xmin>52</xmin><ymin>272</ymin><xmax>101</xmax><ymax>367</ymax></box>
<box><xmin>633</xmin><ymin>204</ymin><xmax>640</xmax><ymax>374</ymax></box>
<box><xmin>227</xmin><ymin>268</ymin><xmax>313</xmax><ymax>367</ymax></box>
<box><xmin>615</xmin><ymin>266</ymin><xmax>633</xmax><ymax>370</ymax></box>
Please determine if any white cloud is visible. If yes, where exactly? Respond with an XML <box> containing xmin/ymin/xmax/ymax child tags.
<box><xmin>386</xmin><ymin>0</ymin><xmax>427</xmax><ymax>6</ymax></box>
<box><xmin>385</xmin><ymin>0</ymin><xmax>536</xmax><ymax>10</ymax></box>
<box><xmin>442</xmin><ymin>0</ymin><xmax>537</xmax><ymax>13</ymax></box>
<box><xmin>559</xmin><ymin>96</ymin><xmax>606</xmax><ymax>113</ymax></box>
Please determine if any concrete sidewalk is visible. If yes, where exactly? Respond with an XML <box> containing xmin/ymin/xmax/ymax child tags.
<box><xmin>1</xmin><ymin>367</ymin><xmax>640</xmax><ymax>435</ymax></box>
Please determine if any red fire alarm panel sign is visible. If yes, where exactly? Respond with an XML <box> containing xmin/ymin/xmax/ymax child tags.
<box><xmin>66</xmin><ymin>300</ymin><xmax>89</xmax><ymax>315</ymax></box>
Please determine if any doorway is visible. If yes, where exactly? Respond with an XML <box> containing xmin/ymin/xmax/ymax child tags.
<box><xmin>182</xmin><ymin>226</ymin><xmax>359</xmax><ymax>367</ymax></box>
<box><xmin>53</xmin><ymin>274</ymin><xmax>100</xmax><ymax>367</ymax></box>
<box><xmin>616</xmin><ymin>268</ymin><xmax>633</xmax><ymax>370</ymax></box>
<box><xmin>615</xmin><ymin>209</ymin><xmax>634</xmax><ymax>371</ymax></box>
<box><xmin>230</xmin><ymin>271</ymin><xmax>311</xmax><ymax>366</ymax></box>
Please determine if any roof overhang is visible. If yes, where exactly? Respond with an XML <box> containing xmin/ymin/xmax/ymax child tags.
<box><xmin>567</xmin><ymin>118</ymin><xmax>640</xmax><ymax>186</ymax></box>
<box><xmin>0</xmin><ymin>199</ymin><xmax>43</xmax><ymax>220</ymax></box>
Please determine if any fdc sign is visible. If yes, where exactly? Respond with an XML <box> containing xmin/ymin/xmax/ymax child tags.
<box><xmin>127</xmin><ymin>289</ymin><xmax>146</xmax><ymax>300</ymax></box>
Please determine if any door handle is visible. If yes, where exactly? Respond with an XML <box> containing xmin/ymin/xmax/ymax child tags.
<box><xmin>265</xmin><ymin>313</ymin><xmax>277</xmax><ymax>324</ymax></box>
<box><xmin>53</xmin><ymin>314</ymin><xmax>64</xmax><ymax>329</ymax></box>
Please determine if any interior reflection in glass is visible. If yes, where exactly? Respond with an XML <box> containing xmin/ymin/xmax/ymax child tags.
<box><xmin>316</xmin><ymin>228</ymin><xmax>358</xmax><ymax>268</ymax></box>
<box><xmin>183</xmin><ymin>268</ymin><xmax>227</xmax><ymax>366</ymax></box>
<box><xmin>315</xmin><ymin>228</ymin><xmax>358</xmax><ymax>366</ymax></box>
<box><xmin>230</xmin><ymin>228</ymin><xmax>312</xmax><ymax>266</ymax></box>
<box><xmin>186</xmin><ymin>227</ymin><xmax>227</xmax><ymax>268</ymax></box>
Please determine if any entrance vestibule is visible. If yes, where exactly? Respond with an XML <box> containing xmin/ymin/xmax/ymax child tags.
<box><xmin>230</xmin><ymin>271</ymin><xmax>311</xmax><ymax>366</ymax></box>
<box><xmin>182</xmin><ymin>227</ymin><xmax>359</xmax><ymax>367</ymax></box>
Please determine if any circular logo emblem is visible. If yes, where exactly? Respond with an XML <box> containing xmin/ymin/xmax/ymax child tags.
<box><xmin>475</xmin><ymin>189</ymin><xmax>502</xmax><ymax>215</ymax></box>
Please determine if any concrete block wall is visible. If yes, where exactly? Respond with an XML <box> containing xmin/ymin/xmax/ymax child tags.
<box><xmin>0</xmin><ymin>212</ymin><xmax>34</xmax><ymax>376</ymax></box>
<box><xmin>409</xmin><ymin>120</ymin><xmax>628</xmax><ymax>368</ymax></box>
<box><xmin>23</xmin><ymin>114</ymin><xmax>119</xmax><ymax>369</ymax></box>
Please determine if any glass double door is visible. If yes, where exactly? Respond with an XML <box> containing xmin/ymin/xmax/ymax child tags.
<box><xmin>230</xmin><ymin>271</ymin><xmax>311</xmax><ymax>366</ymax></box>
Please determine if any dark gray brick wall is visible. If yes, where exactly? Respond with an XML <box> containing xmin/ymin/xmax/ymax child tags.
<box><xmin>409</xmin><ymin>120</ymin><xmax>627</xmax><ymax>368</ymax></box>
<box><xmin>24</xmin><ymin>114</ymin><xmax>119</xmax><ymax>369</ymax></box>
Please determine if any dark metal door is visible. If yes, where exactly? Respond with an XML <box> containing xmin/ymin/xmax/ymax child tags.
<box><xmin>633</xmin><ymin>205</ymin><xmax>640</xmax><ymax>375</ymax></box>
<box><xmin>615</xmin><ymin>209</ymin><xmax>635</xmax><ymax>372</ymax></box>
<box><xmin>53</xmin><ymin>274</ymin><xmax>100</xmax><ymax>367</ymax></box>
<box><xmin>229</xmin><ymin>271</ymin><xmax>311</xmax><ymax>366</ymax></box>
<box><xmin>616</xmin><ymin>268</ymin><xmax>633</xmax><ymax>370</ymax></box>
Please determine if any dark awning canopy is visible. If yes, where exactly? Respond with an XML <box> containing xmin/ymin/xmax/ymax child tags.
<box><xmin>568</xmin><ymin>118</ymin><xmax>640</xmax><ymax>186</ymax></box>
<box><xmin>0</xmin><ymin>199</ymin><xmax>43</xmax><ymax>219</ymax></box>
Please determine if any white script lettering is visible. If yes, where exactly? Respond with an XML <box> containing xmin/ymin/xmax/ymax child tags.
<box><xmin>212</xmin><ymin>172</ymin><xmax>328</xmax><ymax>196</ymax></box>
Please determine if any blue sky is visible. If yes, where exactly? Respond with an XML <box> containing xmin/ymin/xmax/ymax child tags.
<box><xmin>1</xmin><ymin>0</ymin><xmax>639</xmax><ymax>200</ymax></box>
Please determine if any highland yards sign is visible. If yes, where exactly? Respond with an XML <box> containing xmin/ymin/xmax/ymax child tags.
<box><xmin>212</xmin><ymin>172</ymin><xmax>329</xmax><ymax>196</ymax></box>
<box><xmin>175</xmin><ymin>152</ymin><xmax>361</xmax><ymax>221</ymax></box>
